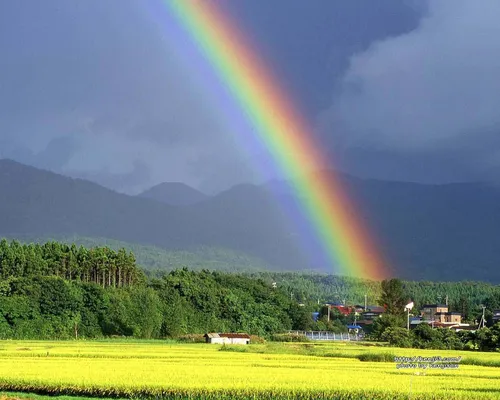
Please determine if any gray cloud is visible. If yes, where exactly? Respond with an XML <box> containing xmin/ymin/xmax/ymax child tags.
<box><xmin>319</xmin><ymin>0</ymin><xmax>500</xmax><ymax>182</ymax></box>
<box><xmin>0</xmin><ymin>0</ymin><xmax>248</xmax><ymax>193</ymax></box>
<box><xmin>69</xmin><ymin>160</ymin><xmax>151</xmax><ymax>194</ymax></box>
<box><xmin>0</xmin><ymin>0</ymin><xmax>430</xmax><ymax>193</ymax></box>
<box><xmin>0</xmin><ymin>136</ymin><xmax>79</xmax><ymax>171</ymax></box>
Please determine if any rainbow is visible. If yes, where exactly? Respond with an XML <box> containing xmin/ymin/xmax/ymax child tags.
<box><xmin>164</xmin><ymin>0</ymin><xmax>388</xmax><ymax>280</ymax></box>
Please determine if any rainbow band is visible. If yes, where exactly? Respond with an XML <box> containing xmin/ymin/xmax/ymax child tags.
<box><xmin>166</xmin><ymin>0</ymin><xmax>387</xmax><ymax>280</ymax></box>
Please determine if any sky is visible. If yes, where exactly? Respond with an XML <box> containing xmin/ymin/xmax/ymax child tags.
<box><xmin>1</xmin><ymin>0</ymin><xmax>498</xmax><ymax>194</ymax></box>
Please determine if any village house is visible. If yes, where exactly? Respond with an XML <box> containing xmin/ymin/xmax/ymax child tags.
<box><xmin>204</xmin><ymin>333</ymin><xmax>251</xmax><ymax>345</ymax></box>
<box><xmin>493</xmin><ymin>310</ymin><xmax>500</xmax><ymax>325</ymax></box>
<box><xmin>356</xmin><ymin>306</ymin><xmax>385</xmax><ymax>327</ymax></box>
<box><xmin>415</xmin><ymin>304</ymin><xmax>471</xmax><ymax>330</ymax></box>
<box><xmin>327</xmin><ymin>304</ymin><xmax>353</xmax><ymax>316</ymax></box>
<box><xmin>421</xmin><ymin>304</ymin><xmax>449</xmax><ymax>321</ymax></box>
<box><xmin>434</xmin><ymin>311</ymin><xmax>462</xmax><ymax>324</ymax></box>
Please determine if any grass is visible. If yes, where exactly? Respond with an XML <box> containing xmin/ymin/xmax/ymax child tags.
<box><xmin>0</xmin><ymin>393</ymin><xmax>107</xmax><ymax>400</ymax></box>
<box><xmin>0</xmin><ymin>340</ymin><xmax>499</xmax><ymax>399</ymax></box>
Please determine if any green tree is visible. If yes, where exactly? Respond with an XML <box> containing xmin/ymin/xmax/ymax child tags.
<box><xmin>381</xmin><ymin>327</ymin><xmax>412</xmax><ymax>347</ymax></box>
<box><xmin>380</xmin><ymin>279</ymin><xmax>407</xmax><ymax>315</ymax></box>
<box><xmin>371</xmin><ymin>314</ymin><xmax>405</xmax><ymax>339</ymax></box>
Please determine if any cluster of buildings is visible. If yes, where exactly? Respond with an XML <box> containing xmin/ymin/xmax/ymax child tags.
<box><xmin>323</xmin><ymin>303</ymin><xmax>385</xmax><ymax>326</ymax></box>
<box><xmin>409</xmin><ymin>304</ymin><xmax>472</xmax><ymax>331</ymax></box>
<box><xmin>326</xmin><ymin>302</ymin><xmax>478</xmax><ymax>331</ymax></box>
<box><xmin>203</xmin><ymin>304</ymin><xmax>500</xmax><ymax>346</ymax></box>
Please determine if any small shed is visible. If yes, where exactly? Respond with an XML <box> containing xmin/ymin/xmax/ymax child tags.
<box><xmin>204</xmin><ymin>333</ymin><xmax>251</xmax><ymax>345</ymax></box>
<box><xmin>347</xmin><ymin>324</ymin><xmax>363</xmax><ymax>334</ymax></box>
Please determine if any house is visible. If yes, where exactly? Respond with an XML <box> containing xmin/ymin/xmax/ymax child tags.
<box><xmin>434</xmin><ymin>312</ymin><xmax>462</xmax><ymax>324</ymax></box>
<box><xmin>327</xmin><ymin>304</ymin><xmax>353</xmax><ymax>316</ymax></box>
<box><xmin>356</xmin><ymin>306</ymin><xmax>385</xmax><ymax>327</ymax></box>
<box><xmin>353</xmin><ymin>305</ymin><xmax>365</xmax><ymax>313</ymax></box>
<box><xmin>420</xmin><ymin>304</ymin><xmax>462</xmax><ymax>325</ymax></box>
<box><xmin>367</xmin><ymin>306</ymin><xmax>385</xmax><ymax>314</ymax></box>
<box><xmin>410</xmin><ymin>318</ymin><xmax>471</xmax><ymax>331</ymax></box>
<box><xmin>409</xmin><ymin>317</ymin><xmax>424</xmax><ymax>328</ymax></box>
<box><xmin>449</xmin><ymin>324</ymin><xmax>476</xmax><ymax>332</ymax></box>
<box><xmin>421</xmin><ymin>304</ymin><xmax>449</xmax><ymax>320</ymax></box>
<box><xmin>204</xmin><ymin>333</ymin><xmax>251</xmax><ymax>345</ymax></box>
<box><xmin>493</xmin><ymin>310</ymin><xmax>500</xmax><ymax>325</ymax></box>
<box><xmin>361</xmin><ymin>306</ymin><xmax>384</xmax><ymax>321</ymax></box>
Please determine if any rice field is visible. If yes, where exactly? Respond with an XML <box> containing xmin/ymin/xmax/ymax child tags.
<box><xmin>0</xmin><ymin>340</ymin><xmax>499</xmax><ymax>399</ymax></box>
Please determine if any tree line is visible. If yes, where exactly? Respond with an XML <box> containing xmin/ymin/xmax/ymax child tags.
<box><xmin>0</xmin><ymin>239</ymin><xmax>305</xmax><ymax>339</ymax></box>
<box><xmin>0</xmin><ymin>239</ymin><xmax>142</xmax><ymax>287</ymax></box>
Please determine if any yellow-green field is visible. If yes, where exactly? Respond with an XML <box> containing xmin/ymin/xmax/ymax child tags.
<box><xmin>0</xmin><ymin>340</ymin><xmax>499</xmax><ymax>399</ymax></box>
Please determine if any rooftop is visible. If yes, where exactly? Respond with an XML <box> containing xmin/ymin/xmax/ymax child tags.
<box><xmin>422</xmin><ymin>304</ymin><xmax>448</xmax><ymax>308</ymax></box>
<box><xmin>205</xmin><ymin>332</ymin><xmax>251</xmax><ymax>339</ymax></box>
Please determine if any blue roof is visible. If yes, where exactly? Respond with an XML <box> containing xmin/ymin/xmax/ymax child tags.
<box><xmin>347</xmin><ymin>325</ymin><xmax>362</xmax><ymax>329</ymax></box>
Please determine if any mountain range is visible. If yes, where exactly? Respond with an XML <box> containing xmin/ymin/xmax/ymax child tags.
<box><xmin>2</xmin><ymin>158</ymin><xmax>500</xmax><ymax>282</ymax></box>
<box><xmin>138</xmin><ymin>182</ymin><xmax>208</xmax><ymax>206</ymax></box>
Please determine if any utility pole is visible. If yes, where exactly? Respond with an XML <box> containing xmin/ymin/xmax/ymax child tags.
<box><xmin>327</xmin><ymin>305</ymin><xmax>331</xmax><ymax>322</ymax></box>
<box><xmin>445</xmin><ymin>295</ymin><xmax>448</xmax><ymax>306</ymax></box>
<box><xmin>479</xmin><ymin>306</ymin><xmax>486</xmax><ymax>329</ymax></box>
<box><xmin>364</xmin><ymin>294</ymin><xmax>367</xmax><ymax>311</ymax></box>
<box><xmin>407</xmin><ymin>308</ymin><xmax>410</xmax><ymax>330</ymax></box>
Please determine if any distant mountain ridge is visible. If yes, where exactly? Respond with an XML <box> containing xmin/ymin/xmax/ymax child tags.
<box><xmin>2</xmin><ymin>159</ymin><xmax>500</xmax><ymax>282</ymax></box>
<box><xmin>7</xmin><ymin>234</ymin><xmax>271</xmax><ymax>273</ymax></box>
<box><xmin>138</xmin><ymin>182</ymin><xmax>208</xmax><ymax>206</ymax></box>
<box><xmin>0</xmin><ymin>159</ymin><xmax>303</xmax><ymax>271</ymax></box>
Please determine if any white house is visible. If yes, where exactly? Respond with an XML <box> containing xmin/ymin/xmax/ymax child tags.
<box><xmin>204</xmin><ymin>333</ymin><xmax>251</xmax><ymax>345</ymax></box>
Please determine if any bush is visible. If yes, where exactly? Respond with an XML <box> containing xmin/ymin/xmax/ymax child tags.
<box><xmin>270</xmin><ymin>333</ymin><xmax>309</xmax><ymax>342</ymax></box>
<box><xmin>358</xmin><ymin>352</ymin><xmax>396</xmax><ymax>362</ymax></box>
<box><xmin>249</xmin><ymin>334</ymin><xmax>266</xmax><ymax>344</ymax></box>
<box><xmin>177</xmin><ymin>333</ymin><xmax>205</xmax><ymax>343</ymax></box>
<box><xmin>218</xmin><ymin>344</ymin><xmax>248</xmax><ymax>352</ymax></box>
<box><xmin>381</xmin><ymin>327</ymin><xmax>413</xmax><ymax>348</ymax></box>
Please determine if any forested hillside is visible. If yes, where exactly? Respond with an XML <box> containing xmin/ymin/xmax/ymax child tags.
<box><xmin>0</xmin><ymin>240</ymin><xmax>301</xmax><ymax>339</ymax></box>
<box><xmin>10</xmin><ymin>235</ymin><xmax>271</xmax><ymax>272</ymax></box>
<box><xmin>1</xmin><ymin>239</ymin><xmax>500</xmax><ymax>341</ymax></box>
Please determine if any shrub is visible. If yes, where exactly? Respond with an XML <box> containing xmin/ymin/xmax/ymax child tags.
<box><xmin>381</xmin><ymin>327</ymin><xmax>412</xmax><ymax>348</ymax></box>
<box><xmin>218</xmin><ymin>344</ymin><xmax>248</xmax><ymax>352</ymax></box>
<box><xmin>270</xmin><ymin>333</ymin><xmax>310</xmax><ymax>342</ymax></box>
<box><xmin>358</xmin><ymin>352</ymin><xmax>396</xmax><ymax>362</ymax></box>
<box><xmin>177</xmin><ymin>333</ymin><xmax>205</xmax><ymax>343</ymax></box>
<box><xmin>249</xmin><ymin>334</ymin><xmax>266</xmax><ymax>344</ymax></box>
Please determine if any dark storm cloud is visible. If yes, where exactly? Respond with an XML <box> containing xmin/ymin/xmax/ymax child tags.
<box><xmin>0</xmin><ymin>136</ymin><xmax>79</xmax><ymax>172</ymax></box>
<box><xmin>1</xmin><ymin>0</ymin><xmax>423</xmax><ymax>193</ymax></box>
<box><xmin>319</xmin><ymin>0</ymin><xmax>500</xmax><ymax>183</ymax></box>
<box><xmin>69</xmin><ymin>160</ymin><xmax>151</xmax><ymax>194</ymax></box>
<box><xmin>0</xmin><ymin>0</ymin><xmax>242</xmax><ymax>192</ymax></box>
<box><xmin>221</xmin><ymin>0</ymin><xmax>422</xmax><ymax>117</ymax></box>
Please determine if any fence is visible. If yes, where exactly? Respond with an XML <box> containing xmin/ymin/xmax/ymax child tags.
<box><xmin>287</xmin><ymin>331</ymin><xmax>364</xmax><ymax>341</ymax></box>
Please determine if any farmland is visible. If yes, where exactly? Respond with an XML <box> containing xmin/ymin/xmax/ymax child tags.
<box><xmin>0</xmin><ymin>341</ymin><xmax>499</xmax><ymax>399</ymax></box>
